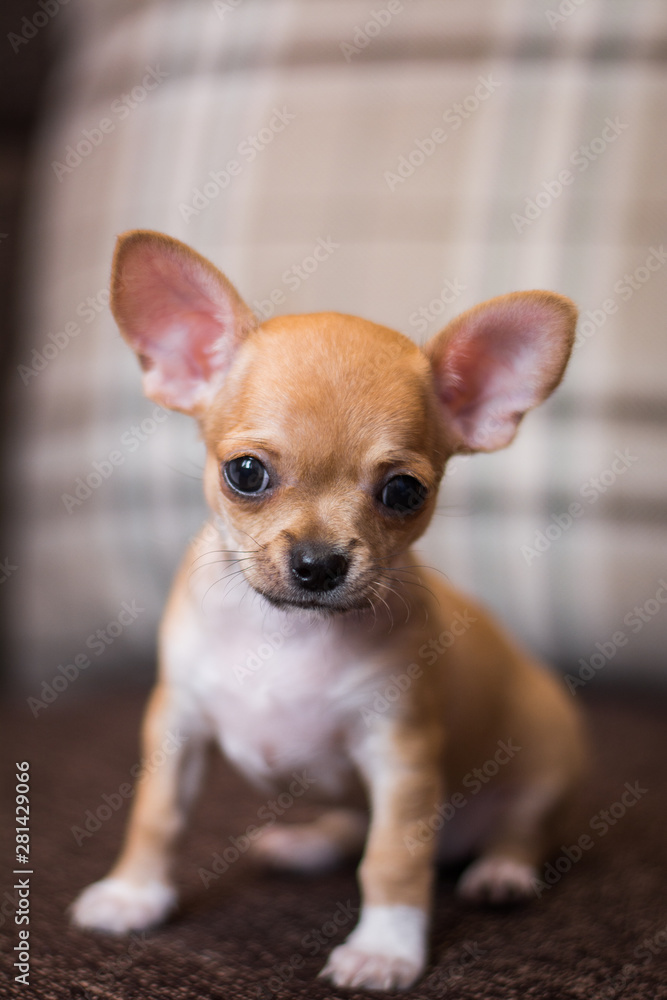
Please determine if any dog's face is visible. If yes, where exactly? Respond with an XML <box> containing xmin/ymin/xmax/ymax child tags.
<box><xmin>110</xmin><ymin>230</ymin><xmax>577</xmax><ymax>612</ymax></box>
<box><xmin>200</xmin><ymin>314</ymin><xmax>447</xmax><ymax>611</ymax></box>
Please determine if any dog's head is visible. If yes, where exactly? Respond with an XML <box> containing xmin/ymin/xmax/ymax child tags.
<box><xmin>111</xmin><ymin>231</ymin><xmax>577</xmax><ymax>612</ymax></box>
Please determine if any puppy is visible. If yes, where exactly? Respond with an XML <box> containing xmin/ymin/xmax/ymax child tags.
<box><xmin>71</xmin><ymin>231</ymin><xmax>585</xmax><ymax>990</ymax></box>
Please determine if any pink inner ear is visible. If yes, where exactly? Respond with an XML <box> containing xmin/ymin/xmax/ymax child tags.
<box><xmin>112</xmin><ymin>236</ymin><xmax>256</xmax><ymax>413</ymax></box>
<box><xmin>429</xmin><ymin>293</ymin><xmax>576</xmax><ymax>451</ymax></box>
<box><xmin>441</xmin><ymin>317</ymin><xmax>547</xmax><ymax>411</ymax></box>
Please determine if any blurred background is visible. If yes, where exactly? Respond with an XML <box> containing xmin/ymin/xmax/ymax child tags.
<box><xmin>1</xmin><ymin>0</ymin><xmax>666</xmax><ymax>701</ymax></box>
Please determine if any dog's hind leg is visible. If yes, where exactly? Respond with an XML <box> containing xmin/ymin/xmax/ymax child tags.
<box><xmin>456</xmin><ymin>773</ymin><xmax>578</xmax><ymax>904</ymax></box>
<box><xmin>251</xmin><ymin>808</ymin><xmax>368</xmax><ymax>873</ymax></box>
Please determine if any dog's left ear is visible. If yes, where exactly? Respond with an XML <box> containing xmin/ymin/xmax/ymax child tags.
<box><xmin>424</xmin><ymin>290</ymin><xmax>577</xmax><ymax>452</ymax></box>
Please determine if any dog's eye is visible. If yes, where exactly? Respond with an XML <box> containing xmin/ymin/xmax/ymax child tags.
<box><xmin>380</xmin><ymin>475</ymin><xmax>427</xmax><ymax>515</ymax></box>
<box><xmin>224</xmin><ymin>456</ymin><xmax>270</xmax><ymax>495</ymax></box>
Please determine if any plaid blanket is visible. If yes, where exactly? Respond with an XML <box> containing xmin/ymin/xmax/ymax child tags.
<box><xmin>7</xmin><ymin>0</ymin><xmax>667</xmax><ymax>693</ymax></box>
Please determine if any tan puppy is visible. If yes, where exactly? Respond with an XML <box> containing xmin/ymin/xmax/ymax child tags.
<box><xmin>71</xmin><ymin>231</ymin><xmax>585</xmax><ymax>991</ymax></box>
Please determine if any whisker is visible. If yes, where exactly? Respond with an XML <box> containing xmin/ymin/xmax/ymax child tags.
<box><xmin>386</xmin><ymin>572</ymin><xmax>439</xmax><ymax>608</ymax></box>
<box><xmin>190</xmin><ymin>546</ymin><xmax>258</xmax><ymax>566</ymax></box>
<box><xmin>369</xmin><ymin>584</ymin><xmax>394</xmax><ymax>632</ymax></box>
<box><xmin>374</xmin><ymin>564</ymin><xmax>439</xmax><ymax>625</ymax></box>
<box><xmin>188</xmin><ymin>555</ymin><xmax>255</xmax><ymax>584</ymax></box>
<box><xmin>374</xmin><ymin>576</ymin><xmax>411</xmax><ymax>626</ymax></box>
<box><xmin>200</xmin><ymin>566</ymin><xmax>249</xmax><ymax>609</ymax></box>
<box><xmin>228</xmin><ymin>524</ymin><xmax>265</xmax><ymax>550</ymax></box>
<box><xmin>222</xmin><ymin>565</ymin><xmax>263</xmax><ymax>608</ymax></box>
<box><xmin>190</xmin><ymin>554</ymin><xmax>255</xmax><ymax>571</ymax></box>
<box><xmin>387</xmin><ymin>562</ymin><xmax>452</xmax><ymax>586</ymax></box>
<box><xmin>377</xmin><ymin>565</ymin><xmax>429</xmax><ymax>587</ymax></box>
<box><xmin>384</xmin><ymin>574</ymin><xmax>431</xmax><ymax>628</ymax></box>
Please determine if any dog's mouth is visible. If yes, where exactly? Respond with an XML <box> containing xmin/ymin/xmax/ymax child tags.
<box><xmin>253</xmin><ymin>586</ymin><xmax>368</xmax><ymax>615</ymax></box>
<box><xmin>236</xmin><ymin>540</ymin><xmax>374</xmax><ymax>614</ymax></box>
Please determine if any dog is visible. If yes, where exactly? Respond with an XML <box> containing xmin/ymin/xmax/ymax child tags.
<box><xmin>71</xmin><ymin>230</ymin><xmax>585</xmax><ymax>990</ymax></box>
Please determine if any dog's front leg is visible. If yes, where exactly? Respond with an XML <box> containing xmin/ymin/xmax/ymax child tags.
<box><xmin>321</xmin><ymin>722</ymin><xmax>443</xmax><ymax>991</ymax></box>
<box><xmin>70</xmin><ymin>683</ymin><xmax>206</xmax><ymax>934</ymax></box>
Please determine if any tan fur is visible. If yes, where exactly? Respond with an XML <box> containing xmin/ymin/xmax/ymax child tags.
<box><xmin>71</xmin><ymin>231</ymin><xmax>585</xmax><ymax>991</ymax></box>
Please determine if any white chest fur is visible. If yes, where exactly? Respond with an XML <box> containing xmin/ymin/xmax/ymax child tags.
<box><xmin>162</xmin><ymin>559</ymin><xmax>387</xmax><ymax>797</ymax></box>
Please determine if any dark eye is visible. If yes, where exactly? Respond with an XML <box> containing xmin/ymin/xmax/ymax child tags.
<box><xmin>224</xmin><ymin>456</ymin><xmax>270</xmax><ymax>495</ymax></box>
<box><xmin>380</xmin><ymin>475</ymin><xmax>427</xmax><ymax>515</ymax></box>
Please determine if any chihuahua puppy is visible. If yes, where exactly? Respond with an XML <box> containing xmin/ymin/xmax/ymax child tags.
<box><xmin>71</xmin><ymin>231</ymin><xmax>584</xmax><ymax>990</ymax></box>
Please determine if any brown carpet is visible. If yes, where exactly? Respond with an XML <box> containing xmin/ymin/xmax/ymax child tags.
<box><xmin>1</xmin><ymin>686</ymin><xmax>667</xmax><ymax>1000</ymax></box>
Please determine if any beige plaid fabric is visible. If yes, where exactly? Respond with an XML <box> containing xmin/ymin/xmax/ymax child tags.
<box><xmin>7</xmin><ymin>0</ymin><xmax>667</xmax><ymax>692</ymax></box>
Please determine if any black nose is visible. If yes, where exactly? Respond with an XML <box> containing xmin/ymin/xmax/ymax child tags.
<box><xmin>290</xmin><ymin>543</ymin><xmax>349</xmax><ymax>593</ymax></box>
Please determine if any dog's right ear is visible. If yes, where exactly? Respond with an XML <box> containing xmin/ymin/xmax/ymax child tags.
<box><xmin>111</xmin><ymin>230</ymin><xmax>258</xmax><ymax>416</ymax></box>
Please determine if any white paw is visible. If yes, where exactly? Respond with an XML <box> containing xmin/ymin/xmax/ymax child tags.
<box><xmin>320</xmin><ymin>944</ymin><xmax>423</xmax><ymax>991</ymax></box>
<box><xmin>70</xmin><ymin>876</ymin><xmax>177</xmax><ymax>933</ymax></box>
<box><xmin>251</xmin><ymin>824</ymin><xmax>343</xmax><ymax>873</ymax></box>
<box><xmin>319</xmin><ymin>904</ymin><xmax>427</xmax><ymax>990</ymax></box>
<box><xmin>457</xmin><ymin>856</ymin><xmax>537</xmax><ymax>904</ymax></box>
